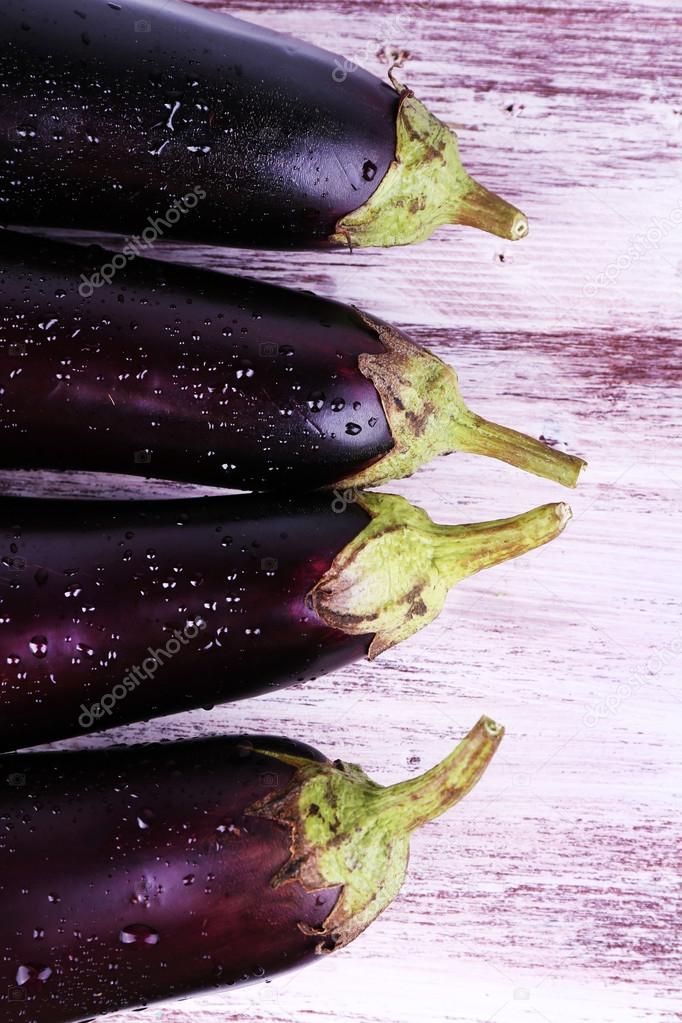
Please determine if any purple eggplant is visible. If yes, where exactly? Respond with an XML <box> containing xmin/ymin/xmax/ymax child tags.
<box><xmin>0</xmin><ymin>490</ymin><xmax>569</xmax><ymax>750</ymax></box>
<box><xmin>0</xmin><ymin>0</ymin><xmax>527</xmax><ymax>248</ymax></box>
<box><xmin>0</xmin><ymin>232</ymin><xmax>585</xmax><ymax>491</ymax></box>
<box><xmin>0</xmin><ymin>718</ymin><xmax>503</xmax><ymax>1023</ymax></box>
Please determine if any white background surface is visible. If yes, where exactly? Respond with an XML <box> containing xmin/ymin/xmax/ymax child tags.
<box><xmin>14</xmin><ymin>1</ymin><xmax>681</xmax><ymax>1021</ymax></box>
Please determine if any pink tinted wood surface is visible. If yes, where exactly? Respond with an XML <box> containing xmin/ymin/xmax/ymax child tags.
<box><xmin>3</xmin><ymin>1</ymin><xmax>680</xmax><ymax>1022</ymax></box>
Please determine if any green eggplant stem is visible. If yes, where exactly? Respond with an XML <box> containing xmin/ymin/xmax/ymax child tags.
<box><xmin>250</xmin><ymin>716</ymin><xmax>504</xmax><ymax>952</ymax></box>
<box><xmin>330</xmin><ymin>82</ymin><xmax>529</xmax><ymax>248</ymax></box>
<box><xmin>456</xmin><ymin>176</ymin><xmax>529</xmax><ymax>241</ymax></box>
<box><xmin>451</xmin><ymin>409</ymin><xmax>586</xmax><ymax>488</ymax></box>
<box><xmin>309</xmin><ymin>493</ymin><xmax>572</xmax><ymax>658</ymax></box>
<box><xmin>335</xmin><ymin>312</ymin><xmax>586</xmax><ymax>492</ymax></box>
<box><xmin>372</xmin><ymin>715</ymin><xmax>504</xmax><ymax>835</ymax></box>
<box><xmin>427</xmin><ymin>500</ymin><xmax>572</xmax><ymax>589</ymax></box>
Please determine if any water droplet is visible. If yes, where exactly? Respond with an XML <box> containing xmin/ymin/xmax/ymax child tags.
<box><xmin>362</xmin><ymin>159</ymin><xmax>377</xmax><ymax>181</ymax></box>
<box><xmin>345</xmin><ymin>422</ymin><xmax>362</xmax><ymax>436</ymax></box>
<box><xmin>136</xmin><ymin>808</ymin><xmax>155</xmax><ymax>830</ymax></box>
<box><xmin>29</xmin><ymin>636</ymin><xmax>48</xmax><ymax>659</ymax></box>
<box><xmin>182</xmin><ymin>874</ymin><xmax>195</xmax><ymax>886</ymax></box>
<box><xmin>16</xmin><ymin>964</ymin><xmax>52</xmax><ymax>986</ymax></box>
<box><xmin>119</xmin><ymin>924</ymin><xmax>160</xmax><ymax>946</ymax></box>
<box><xmin>330</xmin><ymin>398</ymin><xmax>345</xmax><ymax>412</ymax></box>
<box><xmin>368</xmin><ymin>416</ymin><xmax>378</xmax><ymax>428</ymax></box>
<box><xmin>34</xmin><ymin>567</ymin><xmax>49</xmax><ymax>586</ymax></box>
<box><xmin>307</xmin><ymin>391</ymin><xmax>325</xmax><ymax>413</ymax></box>
<box><xmin>47</xmin><ymin>893</ymin><xmax>59</xmax><ymax>903</ymax></box>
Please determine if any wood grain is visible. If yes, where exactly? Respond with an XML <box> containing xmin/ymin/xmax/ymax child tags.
<box><xmin>5</xmin><ymin>1</ymin><xmax>681</xmax><ymax>1022</ymax></box>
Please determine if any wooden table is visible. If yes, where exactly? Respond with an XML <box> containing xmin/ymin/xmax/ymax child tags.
<box><xmin>6</xmin><ymin>1</ymin><xmax>680</xmax><ymax>1021</ymax></box>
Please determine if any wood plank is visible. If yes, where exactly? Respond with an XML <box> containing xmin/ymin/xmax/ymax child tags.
<box><xmin>4</xmin><ymin>1</ymin><xmax>680</xmax><ymax>1022</ymax></box>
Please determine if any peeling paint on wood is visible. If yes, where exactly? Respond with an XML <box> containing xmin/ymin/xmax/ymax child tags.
<box><xmin>4</xmin><ymin>1</ymin><xmax>680</xmax><ymax>1022</ymax></box>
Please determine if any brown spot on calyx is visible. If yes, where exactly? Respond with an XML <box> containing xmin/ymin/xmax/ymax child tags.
<box><xmin>399</xmin><ymin>582</ymin><xmax>425</xmax><ymax>607</ymax></box>
<box><xmin>333</xmin><ymin>312</ymin><xmax>466</xmax><ymax>491</ymax></box>
<box><xmin>405</xmin><ymin>404</ymin><xmax>434</xmax><ymax>436</ymax></box>
<box><xmin>316</xmin><ymin>608</ymin><xmax>380</xmax><ymax>630</ymax></box>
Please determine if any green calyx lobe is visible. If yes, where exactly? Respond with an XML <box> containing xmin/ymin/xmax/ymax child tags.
<box><xmin>330</xmin><ymin>77</ymin><xmax>528</xmax><ymax>247</ymax></box>
<box><xmin>335</xmin><ymin>311</ymin><xmax>586</xmax><ymax>491</ymax></box>
<box><xmin>308</xmin><ymin>491</ymin><xmax>571</xmax><ymax>658</ymax></box>
<box><xmin>248</xmin><ymin>716</ymin><xmax>503</xmax><ymax>952</ymax></box>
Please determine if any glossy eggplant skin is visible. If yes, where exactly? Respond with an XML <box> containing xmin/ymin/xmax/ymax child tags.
<box><xmin>0</xmin><ymin>0</ymin><xmax>399</xmax><ymax>247</ymax></box>
<box><xmin>0</xmin><ymin>232</ymin><xmax>394</xmax><ymax>491</ymax></box>
<box><xmin>0</xmin><ymin>494</ymin><xmax>372</xmax><ymax>752</ymax></box>
<box><xmin>0</xmin><ymin>735</ymin><xmax>341</xmax><ymax>1023</ymax></box>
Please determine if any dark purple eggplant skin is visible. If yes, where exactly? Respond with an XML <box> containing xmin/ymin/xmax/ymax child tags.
<box><xmin>0</xmin><ymin>0</ymin><xmax>399</xmax><ymax>247</ymax></box>
<box><xmin>0</xmin><ymin>494</ymin><xmax>372</xmax><ymax>752</ymax></box>
<box><xmin>0</xmin><ymin>231</ymin><xmax>394</xmax><ymax>491</ymax></box>
<box><xmin>0</xmin><ymin>734</ymin><xmax>341</xmax><ymax>1022</ymax></box>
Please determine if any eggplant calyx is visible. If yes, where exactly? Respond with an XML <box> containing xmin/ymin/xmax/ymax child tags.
<box><xmin>335</xmin><ymin>312</ymin><xmax>586</xmax><ymax>490</ymax></box>
<box><xmin>248</xmin><ymin>716</ymin><xmax>503</xmax><ymax>952</ymax></box>
<box><xmin>329</xmin><ymin>81</ymin><xmax>528</xmax><ymax>247</ymax></box>
<box><xmin>308</xmin><ymin>492</ymin><xmax>571</xmax><ymax>658</ymax></box>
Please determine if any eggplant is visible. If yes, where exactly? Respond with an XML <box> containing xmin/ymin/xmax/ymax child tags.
<box><xmin>0</xmin><ymin>717</ymin><xmax>502</xmax><ymax>1022</ymax></box>
<box><xmin>0</xmin><ymin>232</ymin><xmax>585</xmax><ymax>491</ymax></box>
<box><xmin>0</xmin><ymin>490</ymin><xmax>569</xmax><ymax>750</ymax></box>
<box><xmin>0</xmin><ymin>0</ymin><xmax>528</xmax><ymax>248</ymax></box>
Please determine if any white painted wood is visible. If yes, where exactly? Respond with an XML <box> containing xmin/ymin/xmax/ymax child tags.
<box><xmin>17</xmin><ymin>1</ymin><xmax>681</xmax><ymax>1021</ymax></box>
